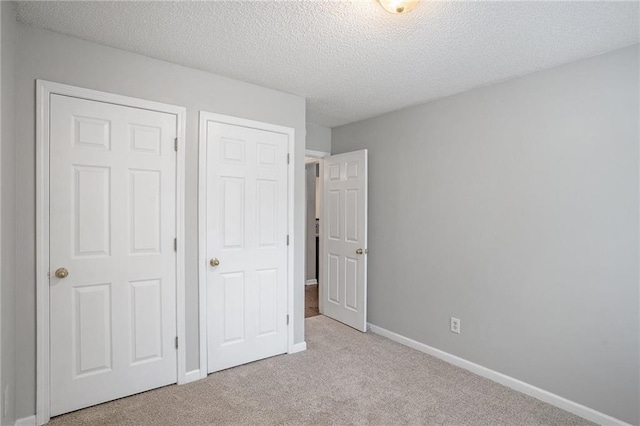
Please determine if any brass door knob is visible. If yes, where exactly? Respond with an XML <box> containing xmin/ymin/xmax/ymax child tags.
<box><xmin>210</xmin><ymin>258</ymin><xmax>220</xmax><ymax>267</ymax></box>
<box><xmin>356</xmin><ymin>249</ymin><xmax>363</xmax><ymax>255</ymax></box>
<box><xmin>55</xmin><ymin>267</ymin><xmax>69</xmax><ymax>279</ymax></box>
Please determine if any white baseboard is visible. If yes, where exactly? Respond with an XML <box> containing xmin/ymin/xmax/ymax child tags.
<box><xmin>15</xmin><ymin>415</ymin><xmax>36</xmax><ymax>426</ymax></box>
<box><xmin>367</xmin><ymin>323</ymin><xmax>630</xmax><ymax>426</ymax></box>
<box><xmin>183</xmin><ymin>369</ymin><xmax>205</xmax><ymax>384</ymax></box>
<box><xmin>289</xmin><ymin>341</ymin><xmax>307</xmax><ymax>354</ymax></box>
<box><xmin>305</xmin><ymin>279</ymin><xmax>318</xmax><ymax>285</ymax></box>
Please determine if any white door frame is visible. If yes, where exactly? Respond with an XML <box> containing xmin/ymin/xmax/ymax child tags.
<box><xmin>197</xmin><ymin>112</ymin><xmax>296</xmax><ymax>377</ymax></box>
<box><xmin>304</xmin><ymin>150</ymin><xmax>329</xmax><ymax>311</ymax></box>
<box><xmin>35</xmin><ymin>80</ymin><xmax>187</xmax><ymax>425</ymax></box>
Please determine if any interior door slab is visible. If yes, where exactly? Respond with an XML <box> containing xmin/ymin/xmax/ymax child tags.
<box><xmin>204</xmin><ymin>119</ymin><xmax>290</xmax><ymax>373</ymax></box>
<box><xmin>49</xmin><ymin>94</ymin><xmax>178</xmax><ymax>416</ymax></box>
<box><xmin>321</xmin><ymin>150</ymin><xmax>368</xmax><ymax>332</ymax></box>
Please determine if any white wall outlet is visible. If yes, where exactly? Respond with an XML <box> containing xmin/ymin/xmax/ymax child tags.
<box><xmin>450</xmin><ymin>317</ymin><xmax>461</xmax><ymax>334</ymax></box>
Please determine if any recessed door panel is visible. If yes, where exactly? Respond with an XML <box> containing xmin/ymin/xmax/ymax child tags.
<box><xmin>345</xmin><ymin>189</ymin><xmax>358</xmax><ymax>243</ymax></box>
<box><xmin>329</xmin><ymin>163</ymin><xmax>340</xmax><ymax>181</ymax></box>
<box><xmin>73</xmin><ymin>283</ymin><xmax>112</xmax><ymax>378</ymax></box>
<box><xmin>257</xmin><ymin>143</ymin><xmax>277</xmax><ymax>168</ymax></box>
<box><xmin>222</xmin><ymin>272</ymin><xmax>245</xmax><ymax>344</ymax></box>
<box><xmin>73</xmin><ymin>166</ymin><xmax>111</xmax><ymax>258</ymax></box>
<box><xmin>346</xmin><ymin>162</ymin><xmax>359</xmax><ymax>179</ymax></box>
<box><xmin>221</xmin><ymin>137</ymin><xmax>245</xmax><ymax>164</ymax></box>
<box><xmin>130</xmin><ymin>124</ymin><xmax>162</xmax><ymax>155</ymax></box>
<box><xmin>73</xmin><ymin>116</ymin><xmax>111</xmax><ymax>151</ymax></box>
<box><xmin>205</xmin><ymin>118</ymin><xmax>289</xmax><ymax>373</ymax></box>
<box><xmin>257</xmin><ymin>269</ymin><xmax>277</xmax><ymax>336</ymax></box>
<box><xmin>221</xmin><ymin>177</ymin><xmax>245</xmax><ymax>249</ymax></box>
<box><xmin>50</xmin><ymin>94</ymin><xmax>178</xmax><ymax>417</ymax></box>
<box><xmin>345</xmin><ymin>258</ymin><xmax>358</xmax><ymax>311</ymax></box>
<box><xmin>257</xmin><ymin>179</ymin><xmax>277</xmax><ymax>247</ymax></box>
<box><xmin>130</xmin><ymin>279</ymin><xmax>163</xmax><ymax>364</ymax></box>
<box><xmin>129</xmin><ymin>170</ymin><xmax>161</xmax><ymax>254</ymax></box>
<box><xmin>329</xmin><ymin>190</ymin><xmax>340</xmax><ymax>240</ymax></box>
<box><xmin>328</xmin><ymin>253</ymin><xmax>340</xmax><ymax>304</ymax></box>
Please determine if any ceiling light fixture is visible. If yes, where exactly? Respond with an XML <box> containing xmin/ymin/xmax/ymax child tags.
<box><xmin>378</xmin><ymin>0</ymin><xmax>418</xmax><ymax>14</ymax></box>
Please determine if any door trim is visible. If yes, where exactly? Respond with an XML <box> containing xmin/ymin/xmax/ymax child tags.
<box><xmin>304</xmin><ymin>149</ymin><xmax>330</xmax><ymax>159</ymax></box>
<box><xmin>198</xmin><ymin>112</ymin><xmax>296</xmax><ymax>377</ymax></box>
<box><xmin>36</xmin><ymin>80</ymin><xmax>187</xmax><ymax>425</ymax></box>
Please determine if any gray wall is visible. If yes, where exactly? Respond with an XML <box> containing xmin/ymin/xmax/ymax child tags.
<box><xmin>1</xmin><ymin>2</ymin><xmax>17</xmax><ymax>425</ymax></box>
<box><xmin>332</xmin><ymin>45</ymin><xmax>640</xmax><ymax>425</ymax></box>
<box><xmin>13</xmin><ymin>24</ymin><xmax>307</xmax><ymax>419</ymax></box>
<box><xmin>306</xmin><ymin>122</ymin><xmax>331</xmax><ymax>153</ymax></box>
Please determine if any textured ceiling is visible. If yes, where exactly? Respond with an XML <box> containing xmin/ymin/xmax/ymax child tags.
<box><xmin>15</xmin><ymin>1</ymin><xmax>639</xmax><ymax>127</ymax></box>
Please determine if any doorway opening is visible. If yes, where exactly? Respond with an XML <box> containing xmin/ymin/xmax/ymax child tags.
<box><xmin>305</xmin><ymin>156</ymin><xmax>322</xmax><ymax>318</ymax></box>
<box><xmin>304</xmin><ymin>150</ymin><xmax>331</xmax><ymax>318</ymax></box>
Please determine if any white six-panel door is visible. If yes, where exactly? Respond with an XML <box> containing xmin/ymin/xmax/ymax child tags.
<box><xmin>204</xmin><ymin>118</ymin><xmax>289</xmax><ymax>373</ymax></box>
<box><xmin>49</xmin><ymin>94</ymin><xmax>178</xmax><ymax>416</ymax></box>
<box><xmin>321</xmin><ymin>150</ymin><xmax>368</xmax><ymax>332</ymax></box>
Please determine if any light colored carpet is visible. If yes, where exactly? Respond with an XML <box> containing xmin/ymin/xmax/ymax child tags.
<box><xmin>50</xmin><ymin>316</ymin><xmax>594</xmax><ymax>425</ymax></box>
<box><xmin>305</xmin><ymin>284</ymin><xmax>320</xmax><ymax>318</ymax></box>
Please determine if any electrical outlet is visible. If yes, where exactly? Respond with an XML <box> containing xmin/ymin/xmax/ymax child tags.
<box><xmin>450</xmin><ymin>317</ymin><xmax>461</xmax><ymax>334</ymax></box>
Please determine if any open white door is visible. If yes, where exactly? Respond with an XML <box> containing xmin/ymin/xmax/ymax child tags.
<box><xmin>321</xmin><ymin>150</ymin><xmax>368</xmax><ymax>332</ymax></box>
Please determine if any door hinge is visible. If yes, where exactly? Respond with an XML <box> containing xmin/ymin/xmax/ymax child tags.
<box><xmin>286</xmin><ymin>235</ymin><xmax>290</xmax><ymax>246</ymax></box>
<box><xmin>175</xmin><ymin>336</ymin><xmax>179</xmax><ymax>349</ymax></box>
<box><xmin>174</xmin><ymin>138</ymin><xmax>178</xmax><ymax>152</ymax></box>
<box><xmin>287</xmin><ymin>153</ymin><xmax>290</xmax><ymax>164</ymax></box>
<box><xmin>286</xmin><ymin>314</ymin><xmax>290</xmax><ymax>325</ymax></box>
<box><xmin>174</xmin><ymin>238</ymin><xmax>177</xmax><ymax>252</ymax></box>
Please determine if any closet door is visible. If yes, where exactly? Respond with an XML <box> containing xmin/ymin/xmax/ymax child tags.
<box><xmin>49</xmin><ymin>94</ymin><xmax>178</xmax><ymax>416</ymax></box>
<box><xmin>202</xmin><ymin>115</ymin><xmax>290</xmax><ymax>373</ymax></box>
